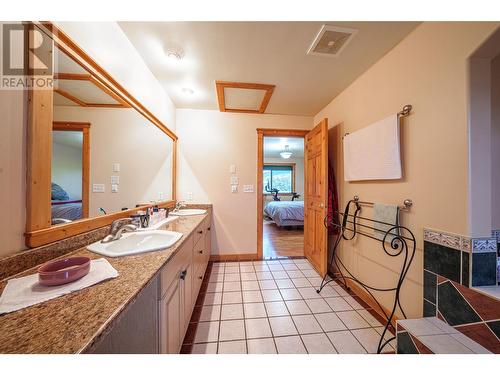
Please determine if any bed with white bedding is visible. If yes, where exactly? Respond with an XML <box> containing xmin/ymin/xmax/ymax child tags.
<box><xmin>264</xmin><ymin>200</ymin><xmax>304</xmax><ymax>227</ymax></box>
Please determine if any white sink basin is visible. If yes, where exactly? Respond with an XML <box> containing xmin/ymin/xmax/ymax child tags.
<box><xmin>170</xmin><ymin>209</ymin><xmax>207</xmax><ymax>216</ymax></box>
<box><xmin>87</xmin><ymin>230</ymin><xmax>183</xmax><ymax>257</ymax></box>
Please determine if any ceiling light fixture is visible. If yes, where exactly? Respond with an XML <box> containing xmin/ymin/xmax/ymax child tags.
<box><xmin>280</xmin><ymin>145</ymin><xmax>292</xmax><ymax>159</ymax></box>
<box><xmin>166</xmin><ymin>50</ymin><xmax>183</xmax><ymax>61</ymax></box>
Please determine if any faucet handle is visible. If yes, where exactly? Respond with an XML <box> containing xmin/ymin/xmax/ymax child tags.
<box><xmin>110</xmin><ymin>217</ymin><xmax>133</xmax><ymax>232</ymax></box>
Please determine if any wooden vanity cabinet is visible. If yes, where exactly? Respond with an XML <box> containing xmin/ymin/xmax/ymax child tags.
<box><xmin>158</xmin><ymin>215</ymin><xmax>211</xmax><ymax>354</ymax></box>
<box><xmin>89</xmin><ymin>215</ymin><xmax>211</xmax><ymax>354</ymax></box>
<box><xmin>89</xmin><ymin>276</ymin><xmax>159</xmax><ymax>354</ymax></box>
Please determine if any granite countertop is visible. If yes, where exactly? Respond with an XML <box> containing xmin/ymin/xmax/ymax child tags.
<box><xmin>0</xmin><ymin>213</ymin><xmax>208</xmax><ymax>354</ymax></box>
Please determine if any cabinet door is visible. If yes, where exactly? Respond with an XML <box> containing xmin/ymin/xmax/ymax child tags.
<box><xmin>159</xmin><ymin>275</ymin><xmax>182</xmax><ymax>354</ymax></box>
<box><xmin>181</xmin><ymin>260</ymin><xmax>193</xmax><ymax>333</ymax></box>
<box><xmin>90</xmin><ymin>277</ymin><xmax>159</xmax><ymax>354</ymax></box>
<box><xmin>204</xmin><ymin>220</ymin><xmax>211</xmax><ymax>264</ymax></box>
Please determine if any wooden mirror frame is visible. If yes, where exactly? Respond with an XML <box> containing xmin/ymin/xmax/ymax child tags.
<box><xmin>25</xmin><ymin>22</ymin><xmax>178</xmax><ymax>248</ymax></box>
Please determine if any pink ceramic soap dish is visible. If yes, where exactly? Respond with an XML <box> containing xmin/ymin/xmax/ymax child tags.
<box><xmin>38</xmin><ymin>256</ymin><xmax>91</xmax><ymax>286</ymax></box>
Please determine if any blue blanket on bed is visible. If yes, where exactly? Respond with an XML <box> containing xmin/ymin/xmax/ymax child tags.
<box><xmin>264</xmin><ymin>201</ymin><xmax>304</xmax><ymax>225</ymax></box>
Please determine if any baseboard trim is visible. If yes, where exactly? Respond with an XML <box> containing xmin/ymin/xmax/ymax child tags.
<box><xmin>210</xmin><ymin>253</ymin><xmax>260</xmax><ymax>262</ymax></box>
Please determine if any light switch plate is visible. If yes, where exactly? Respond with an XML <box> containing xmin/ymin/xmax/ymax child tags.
<box><xmin>110</xmin><ymin>175</ymin><xmax>119</xmax><ymax>184</ymax></box>
<box><xmin>230</xmin><ymin>176</ymin><xmax>239</xmax><ymax>185</ymax></box>
<box><xmin>187</xmin><ymin>192</ymin><xmax>193</xmax><ymax>201</ymax></box>
<box><xmin>93</xmin><ymin>184</ymin><xmax>105</xmax><ymax>193</ymax></box>
<box><xmin>112</xmin><ymin>163</ymin><xmax>120</xmax><ymax>172</ymax></box>
<box><xmin>230</xmin><ymin>164</ymin><xmax>236</xmax><ymax>174</ymax></box>
<box><xmin>243</xmin><ymin>184</ymin><xmax>254</xmax><ymax>193</ymax></box>
<box><xmin>111</xmin><ymin>184</ymin><xmax>118</xmax><ymax>193</ymax></box>
<box><xmin>231</xmin><ymin>185</ymin><xmax>238</xmax><ymax>193</ymax></box>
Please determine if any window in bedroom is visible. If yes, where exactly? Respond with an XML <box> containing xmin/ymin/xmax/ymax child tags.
<box><xmin>263</xmin><ymin>164</ymin><xmax>295</xmax><ymax>194</ymax></box>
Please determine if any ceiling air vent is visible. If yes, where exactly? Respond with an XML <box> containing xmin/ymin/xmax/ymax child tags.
<box><xmin>307</xmin><ymin>25</ymin><xmax>357</xmax><ymax>57</ymax></box>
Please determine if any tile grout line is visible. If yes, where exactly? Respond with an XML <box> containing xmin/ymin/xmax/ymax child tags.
<box><xmin>204</xmin><ymin>259</ymin><xmax>395</xmax><ymax>354</ymax></box>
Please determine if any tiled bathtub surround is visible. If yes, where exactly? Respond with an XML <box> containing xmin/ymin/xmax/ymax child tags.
<box><xmin>181</xmin><ymin>258</ymin><xmax>397</xmax><ymax>354</ymax></box>
<box><xmin>423</xmin><ymin>228</ymin><xmax>500</xmax><ymax>353</ymax></box>
<box><xmin>396</xmin><ymin>317</ymin><xmax>491</xmax><ymax>354</ymax></box>
<box><xmin>471</xmin><ymin>237</ymin><xmax>497</xmax><ymax>287</ymax></box>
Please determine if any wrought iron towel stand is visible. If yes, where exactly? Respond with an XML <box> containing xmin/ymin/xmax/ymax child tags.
<box><xmin>318</xmin><ymin>198</ymin><xmax>416</xmax><ymax>353</ymax></box>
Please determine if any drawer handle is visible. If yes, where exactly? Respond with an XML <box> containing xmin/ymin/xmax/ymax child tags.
<box><xmin>198</xmin><ymin>276</ymin><xmax>203</xmax><ymax>280</ymax></box>
<box><xmin>207</xmin><ymin>227</ymin><xmax>211</xmax><ymax>231</ymax></box>
<box><xmin>197</xmin><ymin>230</ymin><xmax>203</xmax><ymax>234</ymax></box>
<box><xmin>198</xmin><ymin>250</ymin><xmax>203</xmax><ymax>254</ymax></box>
<box><xmin>180</xmin><ymin>270</ymin><xmax>187</xmax><ymax>280</ymax></box>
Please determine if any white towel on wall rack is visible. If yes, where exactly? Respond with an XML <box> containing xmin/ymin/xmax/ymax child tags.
<box><xmin>343</xmin><ymin>114</ymin><xmax>402</xmax><ymax>181</ymax></box>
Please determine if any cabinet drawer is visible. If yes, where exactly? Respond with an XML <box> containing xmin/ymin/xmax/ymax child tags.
<box><xmin>193</xmin><ymin>262</ymin><xmax>205</xmax><ymax>297</ymax></box>
<box><xmin>160</xmin><ymin>235</ymin><xmax>193</xmax><ymax>298</ymax></box>
<box><xmin>193</xmin><ymin>224</ymin><xmax>204</xmax><ymax>245</ymax></box>
<box><xmin>194</xmin><ymin>235</ymin><xmax>205</xmax><ymax>261</ymax></box>
<box><xmin>203</xmin><ymin>216</ymin><xmax>211</xmax><ymax>232</ymax></box>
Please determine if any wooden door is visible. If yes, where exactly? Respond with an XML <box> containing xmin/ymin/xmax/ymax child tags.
<box><xmin>304</xmin><ymin>119</ymin><xmax>328</xmax><ymax>276</ymax></box>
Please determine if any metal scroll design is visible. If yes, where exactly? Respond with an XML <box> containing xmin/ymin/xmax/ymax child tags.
<box><xmin>319</xmin><ymin>200</ymin><xmax>416</xmax><ymax>354</ymax></box>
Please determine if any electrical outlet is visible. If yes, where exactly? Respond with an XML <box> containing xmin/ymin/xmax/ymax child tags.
<box><xmin>92</xmin><ymin>184</ymin><xmax>105</xmax><ymax>193</ymax></box>
<box><xmin>110</xmin><ymin>175</ymin><xmax>119</xmax><ymax>184</ymax></box>
<box><xmin>243</xmin><ymin>185</ymin><xmax>254</xmax><ymax>193</ymax></box>
<box><xmin>187</xmin><ymin>192</ymin><xmax>193</xmax><ymax>201</ymax></box>
<box><xmin>158</xmin><ymin>191</ymin><xmax>164</xmax><ymax>200</ymax></box>
<box><xmin>112</xmin><ymin>163</ymin><xmax>120</xmax><ymax>172</ymax></box>
<box><xmin>111</xmin><ymin>184</ymin><xmax>118</xmax><ymax>193</ymax></box>
<box><xmin>230</xmin><ymin>164</ymin><xmax>236</xmax><ymax>174</ymax></box>
<box><xmin>230</xmin><ymin>176</ymin><xmax>239</xmax><ymax>185</ymax></box>
<box><xmin>231</xmin><ymin>185</ymin><xmax>238</xmax><ymax>193</ymax></box>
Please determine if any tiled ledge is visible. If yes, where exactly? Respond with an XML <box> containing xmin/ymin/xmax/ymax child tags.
<box><xmin>396</xmin><ymin>317</ymin><xmax>491</xmax><ymax>354</ymax></box>
<box><xmin>473</xmin><ymin>285</ymin><xmax>500</xmax><ymax>301</ymax></box>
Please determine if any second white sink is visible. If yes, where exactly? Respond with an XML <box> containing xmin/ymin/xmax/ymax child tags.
<box><xmin>87</xmin><ymin>230</ymin><xmax>183</xmax><ymax>257</ymax></box>
<box><xmin>170</xmin><ymin>209</ymin><xmax>207</xmax><ymax>216</ymax></box>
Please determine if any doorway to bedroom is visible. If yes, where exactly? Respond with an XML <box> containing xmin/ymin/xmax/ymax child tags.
<box><xmin>257</xmin><ymin>130</ymin><xmax>306</xmax><ymax>259</ymax></box>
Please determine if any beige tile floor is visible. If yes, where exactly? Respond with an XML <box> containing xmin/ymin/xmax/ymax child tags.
<box><xmin>183</xmin><ymin>259</ymin><xmax>396</xmax><ymax>354</ymax></box>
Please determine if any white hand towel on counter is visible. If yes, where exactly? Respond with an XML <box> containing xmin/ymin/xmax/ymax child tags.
<box><xmin>373</xmin><ymin>203</ymin><xmax>400</xmax><ymax>242</ymax></box>
<box><xmin>0</xmin><ymin>258</ymin><xmax>118</xmax><ymax>315</ymax></box>
<box><xmin>343</xmin><ymin>114</ymin><xmax>402</xmax><ymax>181</ymax></box>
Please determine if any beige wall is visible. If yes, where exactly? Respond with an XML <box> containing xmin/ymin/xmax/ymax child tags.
<box><xmin>0</xmin><ymin>22</ymin><xmax>27</xmax><ymax>257</ymax></box>
<box><xmin>176</xmin><ymin>109</ymin><xmax>313</xmax><ymax>255</ymax></box>
<box><xmin>314</xmin><ymin>22</ymin><xmax>499</xmax><ymax>318</ymax></box>
<box><xmin>491</xmin><ymin>55</ymin><xmax>500</xmax><ymax>230</ymax></box>
<box><xmin>52</xmin><ymin>139</ymin><xmax>83</xmax><ymax>200</ymax></box>
<box><xmin>54</xmin><ymin>106</ymin><xmax>173</xmax><ymax>217</ymax></box>
<box><xmin>469</xmin><ymin>58</ymin><xmax>493</xmax><ymax>237</ymax></box>
<box><xmin>0</xmin><ymin>88</ymin><xmax>26</xmax><ymax>257</ymax></box>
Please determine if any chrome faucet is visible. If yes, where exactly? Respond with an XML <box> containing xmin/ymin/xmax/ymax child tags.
<box><xmin>101</xmin><ymin>218</ymin><xmax>138</xmax><ymax>243</ymax></box>
<box><xmin>174</xmin><ymin>201</ymin><xmax>186</xmax><ymax>211</ymax></box>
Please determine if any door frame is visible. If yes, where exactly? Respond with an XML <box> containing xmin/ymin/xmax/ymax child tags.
<box><xmin>256</xmin><ymin>128</ymin><xmax>310</xmax><ymax>259</ymax></box>
<box><xmin>52</xmin><ymin>121</ymin><xmax>91</xmax><ymax>219</ymax></box>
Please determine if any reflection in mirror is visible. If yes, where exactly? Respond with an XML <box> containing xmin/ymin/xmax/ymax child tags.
<box><xmin>51</xmin><ymin>46</ymin><xmax>174</xmax><ymax>225</ymax></box>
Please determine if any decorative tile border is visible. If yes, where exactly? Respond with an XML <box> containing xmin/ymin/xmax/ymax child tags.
<box><xmin>491</xmin><ymin>230</ymin><xmax>500</xmax><ymax>243</ymax></box>
<box><xmin>423</xmin><ymin>228</ymin><xmax>471</xmax><ymax>252</ymax></box>
<box><xmin>472</xmin><ymin>238</ymin><xmax>497</xmax><ymax>253</ymax></box>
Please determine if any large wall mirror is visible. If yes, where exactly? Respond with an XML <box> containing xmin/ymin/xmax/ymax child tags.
<box><xmin>25</xmin><ymin>23</ymin><xmax>177</xmax><ymax>247</ymax></box>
